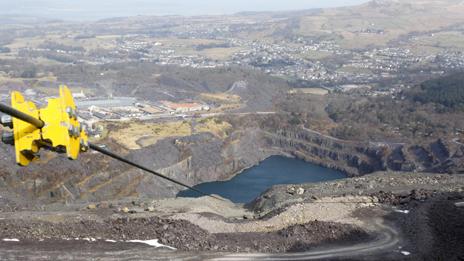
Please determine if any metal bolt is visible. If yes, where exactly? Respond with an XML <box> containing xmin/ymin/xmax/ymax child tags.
<box><xmin>74</xmin><ymin>126</ymin><xmax>80</xmax><ymax>138</ymax></box>
<box><xmin>1</xmin><ymin>131</ymin><xmax>14</xmax><ymax>145</ymax></box>
<box><xmin>66</xmin><ymin>107</ymin><xmax>72</xmax><ymax>117</ymax></box>
<box><xmin>0</xmin><ymin>115</ymin><xmax>13</xmax><ymax>128</ymax></box>
<box><xmin>66</xmin><ymin>107</ymin><xmax>75</xmax><ymax>119</ymax></box>
<box><xmin>68</xmin><ymin>125</ymin><xmax>74</xmax><ymax>137</ymax></box>
<box><xmin>80</xmin><ymin>139</ymin><xmax>89</xmax><ymax>152</ymax></box>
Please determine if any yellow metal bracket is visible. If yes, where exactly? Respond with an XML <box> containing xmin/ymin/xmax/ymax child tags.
<box><xmin>11</xmin><ymin>91</ymin><xmax>41</xmax><ymax>166</ymax></box>
<box><xmin>9</xmin><ymin>85</ymin><xmax>88</xmax><ymax>166</ymax></box>
<box><xmin>40</xmin><ymin>85</ymin><xmax>88</xmax><ymax>160</ymax></box>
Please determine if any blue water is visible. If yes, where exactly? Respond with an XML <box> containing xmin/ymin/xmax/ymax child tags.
<box><xmin>177</xmin><ymin>156</ymin><xmax>346</xmax><ymax>203</ymax></box>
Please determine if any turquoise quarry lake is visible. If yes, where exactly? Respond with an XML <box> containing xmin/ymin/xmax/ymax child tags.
<box><xmin>177</xmin><ymin>155</ymin><xmax>346</xmax><ymax>203</ymax></box>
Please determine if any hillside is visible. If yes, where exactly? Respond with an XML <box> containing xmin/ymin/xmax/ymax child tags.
<box><xmin>293</xmin><ymin>0</ymin><xmax>464</xmax><ymax>49</ymax></box>
<box><xmin>409</xmin><ymin>72</ymin><xmax>464</xmax><ymax>109</ymax></box>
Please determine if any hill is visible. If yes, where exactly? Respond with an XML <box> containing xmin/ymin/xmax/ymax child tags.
<box><xmin>409</xmin><ymin>72</ymin><xmax>464</xmax><ymax>110</ymax></box>
<box><xmin>291</xmin><ymin>0</ymin><xmax>464</xmax><ymax>49</ymax></box>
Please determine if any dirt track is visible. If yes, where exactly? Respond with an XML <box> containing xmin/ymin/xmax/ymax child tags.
<box><xmin>0</xmin><ymin>219</ymin><xmax>395</xmax><ymax>261</ymax></box>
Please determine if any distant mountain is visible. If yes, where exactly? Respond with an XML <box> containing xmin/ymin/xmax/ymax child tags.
<box><xmin>0</xmin><ymin>15</ymin><xmax>57</xmax><ymax>24</ymax></box>
<box><xmin>288</xmin><ymin>0</ymin><xmax>464</xmax><ymax>49</ymax></box>
<box><xmin>0</xmin><ymin>0</ymin><xmax>370</xmax><ymax>21</ymax></box>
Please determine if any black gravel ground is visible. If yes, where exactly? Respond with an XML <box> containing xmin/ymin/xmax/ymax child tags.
<box><xmin>386</xmin><ymin>196</ymin><xmax>464</xmax><ymax>261</ymax></box>
<box><xmin>0</xmin><ymin>216</ymin><xmax>370</xmax><ymax>253</ymax></box>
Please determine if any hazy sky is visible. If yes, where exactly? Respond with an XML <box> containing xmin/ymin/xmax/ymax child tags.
<box><xmin>0</xmin><ymin>0</ymin><xmax>369</xmax><ymax>20</ymax></box>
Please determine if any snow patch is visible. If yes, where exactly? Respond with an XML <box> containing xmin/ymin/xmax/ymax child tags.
<box><xmin>105</xmin><ymin>239</ymin><xmax>117</xmax><ymax>243</ymax></box>
<box><xmin>394</xmin><ymin>209</ymin><xmax>410</xmax><ymax>214</ymax></box>
<box><xmin>2</xmin><ymin>238</ymin><xmax>19</xmax><ymax>242</ymax></box>
<box><xmin>127</xmin><ymin>239</ymin><xmax>176</xmax><ymax>250</ymax></box>
<box><xmin>401</xmin><ymin>251</ymin><xmax>411</xmax><ymax>256</ymax></box>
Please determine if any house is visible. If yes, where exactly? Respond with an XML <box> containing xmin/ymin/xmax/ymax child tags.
<box><xmin>161</xmin><ymin>101</ymin><xmax>210</xmax><ymax>113</ymax></box>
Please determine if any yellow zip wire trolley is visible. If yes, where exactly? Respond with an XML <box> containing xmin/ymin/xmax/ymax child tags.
<box><xmin>3</xmin><ymin>85</ymin><xmax>88</xmax><ymax>166</ymax></box>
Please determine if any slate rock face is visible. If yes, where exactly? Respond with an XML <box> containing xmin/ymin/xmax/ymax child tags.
<box><xmin>262</xmin><ymin>127</ymin><xmax>464</xmax><ymax>176</ymax></box>
<box><xmin>0</xmin><ymin>125</ymin><xmax>463</xmax><ymax>206</ymax></box>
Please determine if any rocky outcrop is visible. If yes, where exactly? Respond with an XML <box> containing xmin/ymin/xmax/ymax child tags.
<box><xmin>249</xmin><ymin>171</ymin><xmax>464</xmax><ymax>214</ymax></box>
<box><xmin>261</xmin><ymin>128</ymin><xmax>387</xmax><ymax>176</ymax></box>
<box><xmin>261</xmin><ymin>128</ymin><xmax>464</xmax><ymax>176</ymax></box>
<box><xmin>0</xmin><ymin>129</ymin><xmax>274</xmax><ymax>205</ymax></box>
<box><xmin>0</xmin><ymin>126</ymin><xmax>463</xmax><ymax>205</ymax></box>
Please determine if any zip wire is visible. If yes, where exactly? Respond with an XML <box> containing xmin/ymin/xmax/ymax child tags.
<box><xmin>89</xmin><ymin>143</ymin><xmax>224</xmax><ymax>201</ymax></box>
<box><xmin>0</xmin><ymin>102</ymin><xmax>225</xmax><ymax>202</ymax></box>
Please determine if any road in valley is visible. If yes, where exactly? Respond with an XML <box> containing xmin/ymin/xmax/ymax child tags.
<box><xmin>210</xmin><ymin>219</ymin><xmax>400</xmax><ymax>261</ymax></box>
